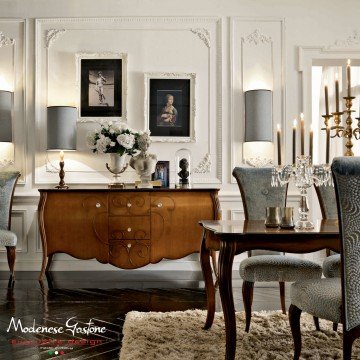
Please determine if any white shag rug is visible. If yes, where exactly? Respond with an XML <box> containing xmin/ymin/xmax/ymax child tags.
<box><xmin>120</xmin><ymin>310</ymin><xmax>360</xmax><ymax>359</ymax></box>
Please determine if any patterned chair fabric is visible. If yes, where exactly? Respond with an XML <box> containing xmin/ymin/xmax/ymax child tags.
<box><xmin>314</xmin><ymin>184</ymin><xmax>338</xmax><ymax>220</ymax></box>
<box><xmin>232</xmin><ymin>167</ymin><xmax>284</xmax><ymax>257</ymax></box>
<box><xmin>232</xmin><ymin>167</ymin><xmax>322</xmax><ymax>280</ymax></box>
<box><xmin>314</xmin><ymin>184</ymin><xmax>341</xmax><ymax>277</ymax></box>
<box><xmin>0</xmin><ymin>172</ymin><xmax>20</xmax><ymax>288</ymax></box>
<box><xmin>0</xmin><ymin>230</ymin><xmax>17</xmax><ymax>247</ymax></box>
<box><xmin>240</xmin><ymin>255</ymin><xmax>323</xmax><ymax>282</ymax></box>
<box><xmin>290</xmin><ymin>157</ymin><xmax>360</xmax><ymax>340</ymax></box>
<box><xmin>0</xmin><ymin>172</ymin><xmax>20</xmax><ymax>231</ymax></box>
<box><xmin>322</xmin><ymin>253</ymin><xmax>341</xmax><ymax>278</ymax></box>
<box><xmin>332</xmin><ymin>157</ymin><xmax>360</xmax><ymax>331</ymax></box>
<box><xmin>291</xmin><ymin>278</ymin><xmax>341</xmax><ymax>324</ymax></box>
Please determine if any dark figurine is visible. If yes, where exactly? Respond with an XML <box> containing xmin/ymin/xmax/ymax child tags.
<box><xmin>178</xmin><ymin>158</ymin><xmax>189</xmax><ymax>185</ymax></box>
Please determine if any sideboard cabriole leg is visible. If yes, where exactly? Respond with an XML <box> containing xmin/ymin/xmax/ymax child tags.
<box><xmin>38</xmin><ymin>192</ymin><xmax>48</xmax><ymax>281</ymax></box>
<box><xmin>218</xmin><ymin>238</ymin><xmax>237</xmax><ymax>360</ymax></box>
<box><xmin>200</xmin><ymin>228</ymin><xmax>215</xmax><ymax>330</ymax></box>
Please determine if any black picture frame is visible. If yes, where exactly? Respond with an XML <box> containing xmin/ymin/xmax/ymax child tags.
<box><xmin>148</xmin><ymin>78</ymin><xmax>191</xmax><ymax>138</ymax></box>
<box><xmin>80</xmin><ymin>58</ymin><xmax>122</xmax><ymax>118</ymax></box>
<box><xmin>152</xmin><ymin>161</ymin><xmax>170</xmax><ymax>188</ymax></box>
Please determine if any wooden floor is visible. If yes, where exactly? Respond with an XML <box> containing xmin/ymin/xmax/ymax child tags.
<box><xmin>0</xmin><ymin>271</ymin><xmax>291</xmax><ymax>360</ymax></box>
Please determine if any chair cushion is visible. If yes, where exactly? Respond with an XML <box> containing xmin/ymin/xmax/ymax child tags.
<box><xmin>0</xmin><ymin>230</ymin><xmax>17</xmax><ymax>246</ymax></box>
<box><xmin>239</xmin><ymin>255</ymin><xmax>322</xmax><ymax>282</ymax></box>
<box><xmin>290</xmin><ymin>278</ymin><xmax>342</xmax><ymax>324</ymax></box>
<box><xmin>323</xmin><ymin>254</ymin><xmax>341</xmax><ymax>278</ymax></box>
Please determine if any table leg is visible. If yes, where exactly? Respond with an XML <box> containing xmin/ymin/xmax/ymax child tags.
<box><xmin>200</xmin><ymin>229</ymin><xmax>216</xmax><ymax>330</ymax></box>
<box><xmin>218</xmin><ymin>239</ymin><xmax>237</xmax><ymax>360</ymax></box>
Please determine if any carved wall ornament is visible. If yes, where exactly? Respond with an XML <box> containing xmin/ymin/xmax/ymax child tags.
<box><xmin>0</xmin><ymin>31</ymin><xmax>15</xmax><ymax>47</ymax></box>
<box><xmin>0</xmin><ymin>159</ymin><xmax>14</xmax><ymax>167</ymax></box>
<box><xmin>190</xmin><ymin>28</ymin><xmax>210</xmax><ymax>48</ymax></box>
<box><xmin>46</xmin><ymin>29</ymin><xmax>66</xmax><ymax>48</ymax></box>
<box><xmin>328</xmin><ymin>30</ymin><xmax>360</xmax><ymax>49</ymax></box>
<box><xmin>241</xmin><ymin>29</ymin><xmax>272</xmax><ymax>45</ymax></box>
<box><xmin>194</xmin><ymin>153</ymin><xmax>211</xmax><ymax>173</ymax></box>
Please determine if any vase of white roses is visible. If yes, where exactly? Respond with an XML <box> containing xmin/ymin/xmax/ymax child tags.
<box><xmin>86</xmin><ymin>122</ymin><xmax>140</xmax><ymax>188</ymax></box>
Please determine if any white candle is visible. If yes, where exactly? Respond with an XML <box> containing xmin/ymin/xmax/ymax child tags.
<box><xmin>300</xmin><ymin>113</ymin><xmax>305</xmax><ymax>155</ymax></box>
<box><xmin>309</xmin><ymin>124</ymin><xmax>313</xmax><ymax>164</ymax></box>
<box><xmin>292</xmin><ymin>119</ymin><xmax>297</xmax><ymax>164</ymax></box>
<box><xmin>277</xmin><ymin>124</ymin><xmax>281</xmax><ymax>166</ymax></box>
<box><xmin>60</xmin><ymin>150</ymin><xmax>64</xmax><ymax>162</ymax></box>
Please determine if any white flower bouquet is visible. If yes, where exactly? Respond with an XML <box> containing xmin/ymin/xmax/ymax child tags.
<box><xmin>86</xmin><ymin>122</ymin><xmax>141</xmax><ymax>156</ymax></box>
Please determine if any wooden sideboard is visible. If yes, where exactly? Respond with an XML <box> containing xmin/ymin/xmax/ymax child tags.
<box><xmin>38</xmin><ymin>188</ymin><xmax>220</xmax><ymax>280</ymax></box>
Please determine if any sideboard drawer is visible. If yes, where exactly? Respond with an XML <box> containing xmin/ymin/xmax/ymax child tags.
<box><xmin>109</xmin><ymin>239</ymin><xmax>151</xmax><ymax>269</ymax></box>
<box><xmin>109</xmin><ymin>216</ymin><xmax>150</xmax><ymax>240</ymax></box>
<box><xmin>109</xmin><ymin>192</ymin><xmax>150</xmax><ymax>216</ymax></box>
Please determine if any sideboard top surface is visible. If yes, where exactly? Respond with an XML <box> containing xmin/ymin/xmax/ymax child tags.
<box><xmin>38</xmin><ymin>187</ymin><xmax>220</xmax><ymax>193</ymax></box>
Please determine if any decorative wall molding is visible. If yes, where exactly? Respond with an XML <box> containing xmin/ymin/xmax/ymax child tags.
<box><xmin>328</xmin><ymin>30</ymin><xmax>360</xmax><ymax>49</ymax></box>
<box><xmin>45</xmin><ymin>29</ymin><xmax>66</xmax><ymax>48</ymax></box>
<box><xmin>0</xmin><ymin>159</ymin><xmax>14</xmax><ymax>167</ymax></box>
<box><xmin>241</xmin><ymin>29</ymin><xmax>272</xmax><ymax>45</ymax></box>
<box><xmin>0</xmin><ymin>19</ymin><xmax>27</xmax><ymax>185</ymax></box>
<box><xmin>0</xmin><ymin>31</ymin><xmax>15</xmax><ymax>47</ymax></box>
<box><xmin>194</xmin><ymin>153</ymin><xmax>211</xmax><ymax>173</ymax></box>
<box><xmin>35</xmin><ymin>17</ymin><xmax>222</xmax><ymax>185</ymax></box>
<box><xmin>230</xmin><ymin>18</ymin><xmax>285</xmax><ymax>183</ymax></box>
<box><xmin>190</xmin><ymin>28</ymin><xmax>210</xmax><ymax>48</ymax></box>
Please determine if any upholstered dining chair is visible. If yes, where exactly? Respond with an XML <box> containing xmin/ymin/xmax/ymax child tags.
<box><xmin>315</xmin><ymin>184</ymin><xmax>341</xmax><ymax>332</ymax></box>
<box><xmin>232</xmin><ymin>167</ymin><xmax>322</xmax><ymax>332</ymax></box>
<box><xmin>289</xmin><ymin>157</ymin><xmax>360</xmax><ymax>359</ymax></box>
<box><xmin>0</xmin><ymin>172</ymin><xmax>20</xmax><ymax>288</ymax></box>
<box><xmin>315</xmin><ymin>186</ymin><xmax>341</xmax><ymax>278</ymax></box>
<box><xmin>314</xmin><ymin>184</ymin><xmax>341</xmax><ymax>279</ymax></box>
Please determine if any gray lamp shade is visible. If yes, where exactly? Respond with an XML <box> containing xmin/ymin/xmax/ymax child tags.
<box><xmin>47</xmin><ymin>106</ymin><xmax>77</xmax><ymax>150</ymax></box>
<box><xmin>0</xmin><ymin>90</ymin><xmax>13</xmax><ymax>142</ymax></box>
<box><xmin>244</xmin><ymin>89</ymin><xmax>273</xmax><ymax>142</ymax></box>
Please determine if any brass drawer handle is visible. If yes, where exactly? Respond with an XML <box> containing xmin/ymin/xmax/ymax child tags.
<box><xmin>157</xmin><ymin>203</ymin><xmax>163</xmax><ymax>208</ymax></box>
<box><xmin>127</xmin><ymin>227</ymin><xmax>132</xmax><ymax>232</ymax></box>
<box><xmin>96</xmin><ymin>203</ymin><xmax>101</xmax><ymax>208</ymax></box>
<box><xmin>127</xmin><ymin>243</ymin><xmax>132</xmax><ymax>248</ymax></box>
<box><xmin>127</xmin><ymin>203</ymin><xmax>132</xmax><ymax>208</ymax></box>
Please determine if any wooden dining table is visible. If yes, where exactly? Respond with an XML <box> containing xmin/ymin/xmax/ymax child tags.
<box><xmin>199</xmin><ymin>219</ymin><xmax>340</xmax><ymax>360</ymax></box>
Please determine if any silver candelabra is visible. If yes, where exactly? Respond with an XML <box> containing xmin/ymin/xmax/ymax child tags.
<box><xmin>272</xmin><ymin>156</ymin><xmax>332</xmax><ymax>229</ymax></box>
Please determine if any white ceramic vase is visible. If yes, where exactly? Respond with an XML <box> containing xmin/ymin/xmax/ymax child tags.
<box><xmin>109</xmin><ymin>153</ymin><xmax>128</xmax><ymax>173</ymax></box>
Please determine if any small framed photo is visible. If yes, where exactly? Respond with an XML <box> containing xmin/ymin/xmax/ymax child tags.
<box><xmin>145</xmin><ymin>73</ymin><xmax>196</xmax><ymax>142</ymax></box>
<box><xmin>75</xmin><ymin>52</ymin><xmax>127</xmax><ymax>122</ymax></box>
<box><xmin>152</xmin><ymin>161</ymin><xmax>170</xmax><ymax>188</ymax></box>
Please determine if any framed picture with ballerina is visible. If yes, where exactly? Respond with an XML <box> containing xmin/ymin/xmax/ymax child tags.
<box><xmin>75</xmin><ymin>52</ymin><xmax>127</xmax><ymax>122</ymax></box>
<box><xmin>144</xmin><ymin>73</ymin><xmax>196</xmax><ymax>142</ymax></box>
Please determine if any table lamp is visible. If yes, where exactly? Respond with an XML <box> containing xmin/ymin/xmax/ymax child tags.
<box><xmin>243</xmin><ymin>89</ymin><xmax>274</xmax><ymax>167</ymax></box>
<box><xmin>47</xmin><ymin>106</ymin><xmax>77</xmax><ymax>189</ymax></box>
<box><xmin>0</xmin><ymin>90</ymin><xmax>14</xmax><ymax>167</ymax></box>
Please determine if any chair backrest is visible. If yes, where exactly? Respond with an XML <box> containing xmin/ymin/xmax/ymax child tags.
<box><xmin>332</xmin><ymin>157</ymin><xmax>360</xmax><ymax>332</ymax></box>
<box><xmin>0</xmin><ymin>172</ymin><xmax>20</xmax><ymax>230</ymax></box>
<box><xmin>232</xmin><ymin>167</ymin><xmax>287</xmax><ymax>220</ymax></box>
<box><xmin>314</xmin><ymin>185</ymin><xmax>338</xmax><ymax>220</ymax></box>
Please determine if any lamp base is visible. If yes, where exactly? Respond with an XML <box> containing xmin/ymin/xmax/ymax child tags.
<box><xmin>55</xmin><ymin>184</ymin><xmax>69</xmax><ymax>190</ymax></box>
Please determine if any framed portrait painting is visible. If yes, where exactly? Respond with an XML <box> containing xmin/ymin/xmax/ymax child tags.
<box><xmin>144</xmin><ymin>73</ymin><xmax>196</xmax><ymax>142</ymax></box>
<box><xmin>151</xmin><ymin>161</ymin><xmax>170</xmax><ymax>188</ymax></box>
<box><xmin>75</xmin><ymin>52</ymin><xmax>127</xmax><ymax>122</ymax></box>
